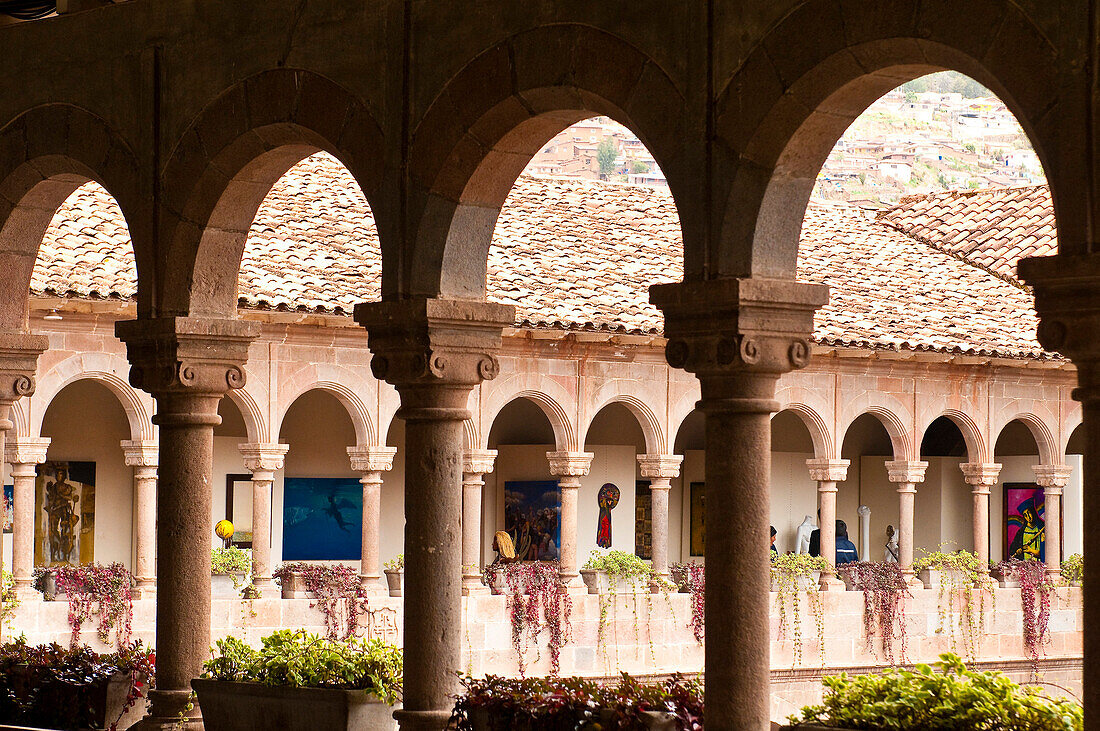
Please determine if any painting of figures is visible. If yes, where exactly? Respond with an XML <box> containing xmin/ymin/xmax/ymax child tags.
<box><xmin>282</xmin><ymin>477</ymin><xmax>362</xmax><ymax>560</ymax></box>
<box><xmin>34</xmin><ymin>461</ymin><xmax>95</xmax><ymax>566</ymax></box>
<box><xmin>1004</xmin><ymin>483</ymin><xmax>1049</xmax><ymax>563</ymax></box>
<box><xmin>504</xmin><ymin>480</ymin><xmax>561</xmax><ymax>562</ymax></box>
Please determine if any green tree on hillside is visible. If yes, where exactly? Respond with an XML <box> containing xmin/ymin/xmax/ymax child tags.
<box><xmin>597</xmin><ymin>137</ymin><xmax>618</xmax><ymax>176</ymax></box>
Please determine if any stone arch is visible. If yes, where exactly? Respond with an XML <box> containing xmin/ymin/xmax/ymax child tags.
<box><xmin>10</xmin><ymin>399</ymin><xmax>28</xmax><ymax>439</ymax></box>
<box><xmin>994</xmin><ymin>412</ymin><xmax>1058</xmax><ymax>466</ymax></box>
<box><xmin>1061</xmin><ymin>406</ymin><xmax>1083</xmax><ymax>459</ymax></box>
<box><xmin>841</xmin><ymin>407</ymin><xmax>912</xmax><ymax>462</ymax></box>
<box><xmin>32</xmin><ymin>352</ymin><xmax>153</xmax><ymax>441</ymax></box>
<box><xmin>276</xmin><ymin>381</ymin><xmax>376</xmax><ymax>448</ymax></box>
<box><xmin>714</xmin><ymin>1</ymin><xmax>1064</xmax><ymax>279</ymax></box>
<box><xmin>585</xmin><ymin>381</ymin><xmax>667</xmax><ymax>454</ymax></box>
<box><xmin>918</xmin><ymin>409</ymin><xmax>988</xmax><ymax>464</ymax></box>
<box><xmin>481</xmin><ymin>389</ymin><xmax>574</xmax><ymax>452</ymax></box>
<box><xmin>158</xmin><ymin>69</ymin><xmax>385</xmax><ymax>318</ymax></box>
<box><xmin>404</xmin><ymin>24</ymin><xmax>692</xmax><ymax>298</ymax></box>
<box><xmin>772</xmin><ymin>403</ymin><xmax>832</xmax><ymax>460</ymax></box>
<box><xmin>463</xmin><ymin>420</ymin><xmax>479</xmax><ymax>452</ymax></box>
<box><xmin>0</xmin><ymin>104</ymin><xmax>144</xmax><ymax>327</ymax></box>
<box><xmin>224</xmin><ymin>387</ymin><xmax>266</xmax><ymax>444</ymax></box>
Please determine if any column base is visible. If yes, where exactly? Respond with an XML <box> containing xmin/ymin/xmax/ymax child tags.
<box><xmin>131</xmin><ymin>690</ymin><xmax>202</xmax><ymax>731</ymax></box>
<box><xmin>361</xmin><ymin>578</ymin><xmax>388</xmax><ymax>596</ymax></box>
<box><xmin>394</xmin><ymin>709</ymin><xmax>450</xmax><ymax>731</ymax></box>
<box><xmin>462</xmin><ymin>581</ymin><xmax>490</xmax><ymax>596</ymax></box>
<box><xmin>13</xmin><ymin>585</ymin><xmax>41</xmax><ymax>602</ymax></box>
<box><xmin>819</xmin><ymin>575</ymin><xmax>846</xmax><ymax>592</ymax></box>
<box><xmin>133</xmin><ymin>585</ymin><xmax>157</xmax><ymax>601</ymax></box>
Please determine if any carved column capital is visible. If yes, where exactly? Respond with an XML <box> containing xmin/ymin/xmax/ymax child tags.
<box><xmin>1033</xmin><ymin>464</ymin><xmax>1072</xmax><ymax>492</ymax></box>
<box><xmin>547</xmin><ymin>450</ymin><xmax>594</xmax><ymax>477</ymax></box>
<box><xmin>239</xmin><ymin>443</ymin><xmax>290</xmax><ymax>474</ymax></box>
<box><xmin>4</xmin><ymin>436</ymin><xmax>50</xmax><ymax>466</ymax></box>
<box><xmin>115</xmin><ymin>317</ymin><xmax>259</xmax><ymax>398</ymax></box>
<box><xmin>347</xmin><ymin>445</ymin><xmax>397</xmax><ymax>473</ymax></box>
<box><xmin>806</xmin><ymin>458</ymin><xmax>850</xmax><ymax>483</ymax></box>
<box><xmin>462</xmin><ymin>449</ymin><xmax>497</xmax><ymax>475</ymax></box>
<box><xmin>120</xmin><ymin>440</ymin><xmax>159</xmax><ymax>468</ymax></box>
<box><xmin>885</xmin><ymin>460</ymin><xmax>928</xmax><ymax>486</ymax></box>
<box><xmin>637</xmin><ymin>453</ymin><xmax>682</xmax><ymax>480</ymax></box>
<box><xmin>650</xmin><ymin>278</ymin><xmax>827</xmax><ymax>406</ymax></box>
<box><xmin>354</xmin><ymin>298</ymin><xmax>514</xmax><ymax>418</ymax></box>
<box><xmin>960</xmin><ymin>462</ymin><xmax>1001</xmax><ymax>492</ymax></box>
<box><xmin>0</xmin><ymin>332</ymin><xmax>48</xmax><ymax>407</ymax></box>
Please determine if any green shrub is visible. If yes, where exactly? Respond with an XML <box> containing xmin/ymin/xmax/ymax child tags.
<box><xmin>1061</xmin><ymin>554</ymin><xmax>1083</xmax><ymax>585</ymax></box>
<box><xmin>788</xmin><ymin>653</ymin><xmax>1082</xmax><ymax>730</ymax></box>
<box><xmin>211</xmin><ymin>547</ymin><xmax>252</xmax><ymax>575</ymax></box>
<box><xmin>203</xmin><ymin>629</ymin><xmax>402</xmax><ymax>705</ymax></box>
<box><xmin>583</xmin><ymin>549</ymin><xmax>652</xmax><ymax>587</ymax></box>
<box><xmin>384</xmin><ymin>554</ymin><xmax>403</xmax><ymax>572</ymax></box>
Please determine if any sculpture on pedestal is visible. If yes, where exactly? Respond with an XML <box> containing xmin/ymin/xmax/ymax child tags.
<box><xmin>795</xmin><ymin>515</ymin><xmax>815</xmax><ymax>555</ymax></box>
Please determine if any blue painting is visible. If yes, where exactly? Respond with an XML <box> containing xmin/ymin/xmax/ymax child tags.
<box><xmin>504</xmin><ymin>480</ymin><xmax>561</xmax><ymax>562</ymax></box>
<box><xmin>282</xmin><ymin>477</ymin><xmax>362</xmax><ymax>560</ymax></box>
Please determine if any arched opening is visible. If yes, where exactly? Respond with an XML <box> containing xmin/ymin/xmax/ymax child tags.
<box><xmin>770</xmin><ymin>410</ymin><xmax>818</xmax><ymax>554</ymax></box>
<box><xmin>839</xmin><ymin>413</ymin><xmax>896</xmax><ymax>561</ymax></box>
<box><xmin>484</xmin><ymin>397</ymin><xmax>558</xmax><ymax>565</ymax></box>
<box><xmin>918</xmin><ymin>416</ymin><xmax>974</xmax><ymax>553</ymax></box>
<box><xmin>276</xmin><ymin>390</ymin><xmax>359</xmax><ymax>563</ymax></box>
<box><xmin>584</xmin><ymin>403</ymin><xmax>648</xmax><ymax>561</ymax></box>
<box><xmin>38</xmin><ymin>380</ymin><xmax>132</xmax><ymax>567</ymax></box>
<box><xmin>993</xmin><ymin>419</ymin><xmax>1045</xmax><ymax>562</ymax></box>
<box><xmin>672</xmin><ymin>409</ymin><xmax>704</xmax><ymax>563</ymax></box>
<box><xmin>1065</xmin><ymin>424</ymin><xmax>1084</xmax><ymax>557</ymax></box>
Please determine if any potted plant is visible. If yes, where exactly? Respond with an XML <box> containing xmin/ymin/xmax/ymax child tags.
<box><xmin>913</xmin><ymin>549</ymin><xmax>982</xmax><ymax>589</ymax></box>
<box><xmin>448</xmin><ymin>672</ymin><xmax>702</xmax><ymax>730</ymax></box>
<box><xmin>0</xmin><ymin>638</ymin><xmax>154</xmax><ymax>731</ymax></box>
<box><xmin>669</xmin><ymin>562</ymin><xmax>699</xmax><ymax>594</ymax></box>
<box><xmin>770</xmin><ymin>552</ymin><xmax>829</xmax><ymax>592</ymax></box>
<box><xmin>195</xmin><ymin>629</ymin><xmax>401</xmax><ymax>731</ymax></box>
<box><xmin>273</xmin><ymin>563</ymin><xmax>369</xmax><ymax>640</ymax></box>
<box><xmin>782</xmin><ymin>653</ymin><xmax>1081</xmax><ymax>729</ymax></box>
<box><xmin>836</xmin><ymin>562</ymin><xmax>910</xmax><ymax>665</ymax></box>
<box><xmin>992</xmin><ymin>558</ymin><xmax>1055</xmax><ymax>666</ymax></box>
<box><xmin>384</xmin><ymin>554</ymin><xmax>403</xmax><ymax>597</ymax></box>
<box><xmin>581</xmin><ymin>550</ymin><xmax>653</xmax><ymax>594</ymax></box>
<box><xmin>53</xmin><ymin>562</ymin><xmax>135</xmax><ymax>650</ymax></box>
<box><xmin>212</xmin><ymin>546</ymin><xmax>252</xmax><ymax>597</ymax></box>
<box><xmin>484</xmin><ymin>560</ymin><xmax>571</xmax><ymax>675</ymax></box>
<box><xmin>32</xmin><ymin>565</ymin><xmax>61</xmax><ymax>600</ymax></box>
<box><xmin>913</xmin><ymin>550</ymin><xmax>995</xmax><ymax>660</ymax></box>
<box><xmin>1061</xmin><ymin>553</ymin><xmax>1083</xmax><ymax>586</ymax></box>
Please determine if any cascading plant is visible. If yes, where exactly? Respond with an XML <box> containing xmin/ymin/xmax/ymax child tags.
<box><xmin>771</xmin><ymin>552</ymin><xmax>831</xmax><ymax>667</ymax></box>
<box><xmin>483</xmin><ymin>560</ymin><xmax>572</xmax><ymax>676</ymax></box>
<box><xmin>273</xmin><ymin>562</ymin><xmax>368</xmax><ymax>641</ymax></box>
<box><xmin>54</xmin><ymin>562</ymin><xmax>134</xmax><ymax>650</ymax></box>
<box><xmin>671</xmin><ymin>561</ymin><xmax>705</xmax><ymax>645</ymax></box>
<box><xmin>912</xmin><ymin>548</ymin><xmax>995</xmax><ymax>660</ymax></box>
<box><xmin>837</xmin><ymin>561</ymin><xmax>910</xmax><ymax>665</ymax></box>
<box><xmin>994</xmin><ymin>558</ymin><xmax>1054</xmax><ymax>671</ymax></box>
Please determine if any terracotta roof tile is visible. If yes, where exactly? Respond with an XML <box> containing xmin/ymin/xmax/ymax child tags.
<box><xmin>33</xmin><ymin>153</ymin><xmax>1048</xmax><ymax>359</ymax></box>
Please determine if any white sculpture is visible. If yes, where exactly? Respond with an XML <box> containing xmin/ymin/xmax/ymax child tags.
<box><xmin>857</xmin><ymin>505</ymin><xmax>872</xmax><ymax>560</ymax></box>
<box><xmin>795</xmin><ymin>515</ymin><xmax>816</xmax><ymax>554</ymax></box>
<box><xmin>884</xmin><ymin>525</ymin><xmax>899</xmax><ymax>564</ymax></box>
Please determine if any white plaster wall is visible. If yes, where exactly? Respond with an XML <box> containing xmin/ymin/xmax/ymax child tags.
<box><xmin>1065</xmin><ymin>454</ymin><xmax>1083</xmax><ymax>556</ymax></box>
<box><xmin>380</xmin><ymin>422</ymin><xmax>405</xmax><ymax>568</ymax></box>
<box><xmin>770</xmin><ymin>452</ymin><xmax>819</xmax><ymax>553</ymax></box>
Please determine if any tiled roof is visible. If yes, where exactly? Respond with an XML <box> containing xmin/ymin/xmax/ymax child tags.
<box><xmin>33</xmin><ymin>153</ymin><xmax>1048</xmax><ymax>359</ymax></box>
<box><xmin>877</xmin><ymin>186</ymin><xmax>1055</xmax><ymax>284</ymax></box>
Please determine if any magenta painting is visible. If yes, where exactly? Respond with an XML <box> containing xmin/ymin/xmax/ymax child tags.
<box><xmin>1004</xmin><ymin>483</ymin><xmax>1046</xmax><ymax>563</ymax></box>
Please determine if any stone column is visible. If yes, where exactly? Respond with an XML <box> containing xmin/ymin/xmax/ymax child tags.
<box><xmin>5</xmin><ymin>436</ymin><xmax>49</xmax><ymax>599</ymax></box>
<box><xmin>960</xmin><ymin>462</ymin><xmax>1001</xmax><ymax>569</ymax></box>
<box><xmin>238</xmin><ymin>443</ymin><xmax>289</xmax><ymax>595</ymax></box>
<box><xmin>886</xmin><ymin>460</ymin><xmax>928</xmax><ymax>586</ymax></box>
<box><xmin>347</xmin><ymin>445</ymin><xmax>397</xmax><ymax>593</ymax></box>
<box><xmin>461</xmin><ymin>449</ymin><xmax>496</xmax><ymax>595</ymax></box>
<box><xmin>652</xmin><ymin>277</ymin><xmax>826</xmax><ymax>730</ymax></box>
<box><xmin>121</xmin><ymin>440</ymin><xmax>159</xmax><ymax>596</ymax></box>
<box><xmin>806</xmin><ymin>458</ymin><xmax>849</xmax><ymax>590</ymax></box>
<box><xmin>355</xmin><ymin>297</ymin><xmax>512</xmax><ymax>731</ymax></box>
<box><xmin>1033</xmin><ymin>464</ymin><xmax>1072</xmax><ymax>577</ymax></box>
<box><xmin>547</xmin><ymin>450</ymin><xmax>594</xmax><ymax>590</ymax></box>
<box><xmin>115</xmin><ymin>316</ymin><xmax>258</xmax><ymax>730</ymax></box>
<box><xmin>636</xmin><ymin>453</ymin><xmax>682</xmax><ymax>583</ymax></box>
<box><xmin>0</xmin><ymin>333</ymin><xmax>47</xmax><ymax>615</ymax></box>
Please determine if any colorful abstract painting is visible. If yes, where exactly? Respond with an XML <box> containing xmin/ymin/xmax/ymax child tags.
<box><xmin>2</xmin><ymin>484</ymin><xmax>11</xmax><ymax>534</ymax></box>
<box><xmin>1004</xmin><ymin>483</ymin><xmax>1046</xmax><ymax>563</ymax></box>
<box><xmin>282</xmin><ymin>477</ymin><xmax>362</xmax><ymax>561</ymax></box>
<box><xmin>503</xmin><ymin>480</ymin><xmax>560</xmax><ymax>562</ymax></box>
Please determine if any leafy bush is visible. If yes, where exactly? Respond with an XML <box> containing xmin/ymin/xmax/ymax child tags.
<box><xmin>787</xmin><ymin>653</ymin><xmax>1081</xmax><ymax>730</ymax></box>
<box><xmin>583</xmin><ymin>550</ymin><xmax>653</xmax><ymax>589</ymax></box>
<box><xmin>449</xmin><ymin>672</ymin><xmax>703</xmax><ymax>730</ymax></box>
<box><xmin>212</xmin><ymin>546</ymin><xmax>252</xmax><ymax>575</ymax></box>
<box><xmin>203</xmin><ymin>629</ymin><xmax>402</xmax><ymax>705</ymax></box>
<box><xmin>1</xmin><ymin>571</ymin><xmax>19</xmax><ymax>627</ymax></box>
<box><xmin>0</xmin><ymin>638</ymin><xmax>154</xmax><ymax>731</ymax></box>
<box><xmin>1061</xmin><ymin>554</ymin><xmax>1083</xmax><ymax>585</ymax></box>
<box><xmin>384</xmin><ymin>554</ymin><xmax>403</xmax><ymax>572</ymax></box>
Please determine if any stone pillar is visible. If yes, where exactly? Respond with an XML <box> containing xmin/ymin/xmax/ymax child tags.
<box><xmin>5</xmin><ymin>436</ymin><xmax>49</xmax><ymax>599</ymax></box>
<box><xmin>461</xmin><ymin>449</ymin><xmax>496</xmax><ymax>595</ymax></box>
<box><xmin>806</xmin><ymin>458</ymin><xmax>849</xmax><ymax>590</ymax></box>
<box><xmin>115</xmin><ymin>316</ymin><xmax>258</xmax><ymax>730</ymax></box>
<box><xmin>547</xmin><ymin>450</ymin><xmax>594</xmax><ymax>590</ymax></box>
<box><xmin>652</xmin><ymin>277</ymin><xmax>826</xmax><ymax>731</ymax></box>
<box><xmin>960</xmin><ymin>462</ymin><xmax>1001</xmax><ymax>569</ymax></box>
<box><xmin>886</xmin><ymin>460</ymin><xmax>928</xmax><ymax>586</ymax></box>
<box><xmin>0</xmin><ymin>333</ymin><xmax>47</xmax><ymax>615</ymax></box>
<box><xmin>355</xmin><ymin>297</ymin><xmax>512</xmax><ymax>731</ymax></box>
<box><xmin>347</xmin><ymin>445</ymin><xmax>397</xmax><ymax>593</ymax></box>
<box><xmin>121</xmin><ymin>440</ymin><xmax>159</xmax><ymax>596</ymax></box>
<box><xmin>1033</xmin><ymin>464</ymin><xmax>1072</xmax><ymax>577</ymax></box>
<box><xmin>238</xmin><ymin>443</ymin><xmax>289</xmax><ymax>595</ymax></box>
<box><xmin>636</xmin><ymin>453</ymin><xmax>682</xmax><ymax>582</ymax></box>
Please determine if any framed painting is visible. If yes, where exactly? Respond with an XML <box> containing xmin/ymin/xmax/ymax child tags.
<box><xmin>2</xmin><ymin>484</ymin><xmax>11</xmax><ymax>533</ymax></box>
<box><xmin>1003</xmin><ymin>483</ymin><xmax>1056</xmax><ymax>563</ymax></box>
<box><xmin>282</xmin><ymin>477</ymin><xmax>362</xmax><ymax>561</ymax></box>
<box><xmin>635</xmin><ymin>480</ymin><xmax>652</xmax><ymax>560</ymax></box>
<box><xmin>690</xmin><ymin>481</ymin><xmax>705</xmax><ymax>557</ymax></box>
<box><xmin>503</xmin><ymin>480</ymin><xmax>560</xmax><ymax>561</ymax></box>
<box><xmin>224</xmin><ymin>474</ymin><xmax>254</xmax><ymax>548</ymax></box>
<box><xmin>34</xmin><ymin>461</ymin><xmax>95</xmax><ymax>566</ymax></box>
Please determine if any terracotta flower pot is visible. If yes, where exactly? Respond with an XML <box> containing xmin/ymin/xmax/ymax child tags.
<box><xmin>279</xmin><ymin>570</ymin><xmax>310</xmax><ymax>599</ymax></box>
<box><xmin>193</xmin><ymin>679</ymin><xmax>398</xmax><ymax>731</ymax></box>
<box><xmin>580</xmin><ymin>569</ymin><xmax>608</xmax><ymax>594</ymax></box>
<box><xmin>384</xmin><ymin>569</ymin><xmax>403</xmax><ymax>597</ymax></box>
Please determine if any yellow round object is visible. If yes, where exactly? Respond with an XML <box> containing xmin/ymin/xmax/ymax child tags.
<box><xmin>214</xmin><ymin>519</ymin><xmax>235</xmax><ymax>541</ymax></box>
